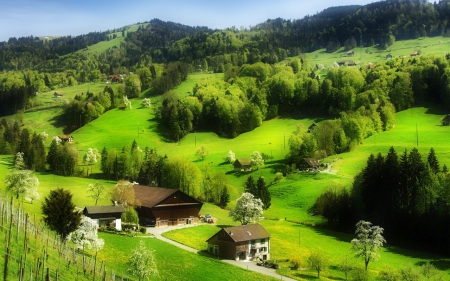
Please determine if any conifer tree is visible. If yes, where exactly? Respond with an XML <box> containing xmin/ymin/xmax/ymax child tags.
<box><xmin>257</xmin><ymin>176</ymin><xmax>271</xmax><ymax>210</ymax></box>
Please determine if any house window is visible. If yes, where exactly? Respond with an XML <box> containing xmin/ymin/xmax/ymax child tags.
<box><xmin>251</xmin><ymin>240</ymin><xmax>255</xmax><ymax>246</ymax></box>
<box><xmin>261</xmin><ymin>247</ymin><xmax>267</xmax><ymax>252</ymax></box>
<box><xmin>179</xmin><ymin>218</ymin><xmax>185</xmax><ymax>221</ymax></box>
<box><xmin>260</xmin><ymin>239</ymin><xmax>265</xmax><ymax>244</ymax></box>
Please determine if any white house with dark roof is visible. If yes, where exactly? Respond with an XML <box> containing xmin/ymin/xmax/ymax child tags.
<box><xmin>83</xmin><ymin>205</ymin><xmax>125</xmax><ymax>231</ymax></box>
<box><xmin>206</xmin><ymin>224</ymin><xmax>271</xmax><ymax>261</ymax></box>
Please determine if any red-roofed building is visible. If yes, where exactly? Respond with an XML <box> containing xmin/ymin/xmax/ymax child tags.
<box><xmin>206</xmin><ymin>224</ymin><xmax>271</xmax><ymax>261</ymax></box>
<box><xmin>133</xmin><ymin>185</ymin><xmax>203</xmax><ymax>227</ymax></box>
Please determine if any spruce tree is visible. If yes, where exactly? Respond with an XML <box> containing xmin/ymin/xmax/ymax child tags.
<box><xmin>41</xmin><ymin>188</ymin><xmax>82</xmax><ymax>239</ymax></box>
<box><xmin>427</xmin><ymin>147</ymin><xmax>440</xmax><ymax>174</ymax></box>
<box><xmin>257</xmin><ymin>176</ymin><xmax>271</xmax><ymax>210</ymax></box>
<box><xmin>244</xmin><ymin>176</ymin><xmax>257</xmax><ymax>195</ymax></box>
<box><xmin>219</xmin><ymin>186</ymin><xmax>230</xmax><ymax>208</ymax></box>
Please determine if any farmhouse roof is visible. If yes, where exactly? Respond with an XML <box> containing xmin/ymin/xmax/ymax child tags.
<box><xmin>442</xmin><ymin>114</ymin><xmax>450</xmax><ymax>122</ymax></box>
<box><xmin>410</xmin><ymin>51</ymin><xmax>419</xmax><ymax>56</ymax></box>
<box><xmin>83</xmin><ymin>205</ymin><xmax>125</xmax><ymax>215</ymax></box>
<box><xmin>59</xmin><ymin>135</ymin><xmax>72</xmax><ymax>140</ymax></box>
<box><xmin>133</xmin><ymin>185</ymin><xmax>202</xmax><ymax>208</ymax></box>
<box><xmin>234</xmin><ymin>158</ymin><xmax>251</xmax><ymax>166</ymax></box>
<box><xmin>207</xmin><ymin>224</ymin><xmax>270</xmax><ymax>243</ymax></box>
<box><xmin>303</xmin><ymin>158</ymin><xmax>320</xmax><ymax>167</ymax></box>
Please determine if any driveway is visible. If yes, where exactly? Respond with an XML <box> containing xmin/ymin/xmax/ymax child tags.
<box><xmin>145</xmin><ymin>224</ymin><xmax>297</xmax><ymax>281</ymax></box>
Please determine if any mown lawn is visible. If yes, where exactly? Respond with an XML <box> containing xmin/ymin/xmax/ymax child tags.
<box><xmin>98</xmin><ymin>232</ymin><xmax>278</xmax><ymax>281</ymax></box>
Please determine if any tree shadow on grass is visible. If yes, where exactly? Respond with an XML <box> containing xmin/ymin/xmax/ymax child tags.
<box><xmin>415</xmin><ymin>259</ymin><xmax>450</xmax><ymax>271</ymax></box>
<box><xmin>146</xmin><ymin>117</ymin><xmax>175</xmax><ymax>143</ymax></box>
<box><xmin>48</xmin><ymin>112</ymin><xmax>70</xmax><ymax>134</ymax></box>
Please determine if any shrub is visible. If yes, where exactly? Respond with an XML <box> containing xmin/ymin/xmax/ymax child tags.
<box><xmin>290</xmin><ymin>258</ymin><xmax>302</xmax><ymax>270</ymax></box>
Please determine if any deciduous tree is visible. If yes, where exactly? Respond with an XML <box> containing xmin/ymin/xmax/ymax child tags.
<box><xmin>351</xmin><ymin>220</ymin><xmax>385</xmax><ymax>270</ymax></box>
<box><xmin>229</xmin><ymin>192</ymin><xmax>264</xmax><ymax>225</ymax></box>
<box><xmin>128</xmin><ymin>240</ymin><xmax>159</xmax><ymax>281</ymax></box>
<box><xmin>67</xmin><ymin>216</ymin><xmax>104</xmax><ymax>251</ymax></box>
<box><xmin>308</xmin><ymin>250</ymin><xmax>329</xmax><ymax>278</ymax></box>
<box><xmin>87</xmin><ymin>182</ymin><xmax>106</xmax><ymax>205</ymax></box>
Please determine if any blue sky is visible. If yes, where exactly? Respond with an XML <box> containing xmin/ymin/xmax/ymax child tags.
<box><xmin>0</xmin><ymin>0</ymin><xmax>374</xmax><ymax>42</ymax></box>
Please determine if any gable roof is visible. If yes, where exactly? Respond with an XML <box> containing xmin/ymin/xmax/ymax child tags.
<box><xmin>133</xmin><ymin>185</ymin><xmax>202</xmax><ymax>208</ymax></box>
<box><xmin>302</xmin><ymin>158</ymin><xmax>320</xmax><ymax>167</ymax></box>
<box><xmin>84</xmin><ymin>205</ymin><xmax>125</xmax><ymax>215</ymax></box>
<box><xmin>234</xmin><ymin>158</ymin><xmax>251</xmax><ymax>167</ymax></box>
<box><xmin>442</xmin><ymin>114</ymin><xmax>450</xmax><ymax>122</ymax></box>
<box><xmin>207</xmin><ymin>224</ymin><xmax>271</xmax><ymax>243</ymax></box>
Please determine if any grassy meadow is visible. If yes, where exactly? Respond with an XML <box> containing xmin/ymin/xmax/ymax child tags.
<box><xmin>2</xmin><ymin>37</ymin><xmax>450</xmax><ymax>279</ymax></box>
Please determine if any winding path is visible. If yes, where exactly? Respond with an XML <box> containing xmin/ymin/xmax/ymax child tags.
<box><xmin>145</xmin><ymin>224</ymin><xmax>297</xmax><ymax>281</ymax></box>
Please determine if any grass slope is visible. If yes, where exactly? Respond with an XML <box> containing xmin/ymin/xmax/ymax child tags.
<box><xmin>98</xmin><ymin>233</ymin><xmax>277</xmax><ymax>281</ymax></box>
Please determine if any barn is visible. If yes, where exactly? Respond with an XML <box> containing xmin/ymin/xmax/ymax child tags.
<box><xmin>133</xmin><ymin>185</ymin><xmax>203</xmax><ymax>227</ymax></box>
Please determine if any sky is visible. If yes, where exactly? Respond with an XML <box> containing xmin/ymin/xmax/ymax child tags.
<box><xmin>0</xmin><ymin>0</ymin><xmax>375</xmax><ymax>42</ymax></box>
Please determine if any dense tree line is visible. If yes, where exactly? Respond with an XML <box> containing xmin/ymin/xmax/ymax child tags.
<box><xmin>100</xmin><ymin>140</ymin><xmax>229</xmax><ymax>205</ymax></box>
<box><xmin>2</xmin><ymin>1</ymin><xmax>450</xmax><ymax>76</ymax></box>
<box><xmin>311</xmin><ymin>147</ymin><xmax>450</xmax><ymax>255</ymax></box>
<box><xmin>0</xmin><ymin>118</ymin><xmax>47</xmax><ymax>171</ymax></box>
<box><xmin>62</xmin><ymin>86</ymin><xmax>120</xmax><ymax>129</ymax></box>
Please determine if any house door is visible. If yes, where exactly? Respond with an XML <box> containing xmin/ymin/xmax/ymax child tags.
<box><xmin>239</xmin><ymin>251</ymin><xmax>246</xmax><ymax>260</ymax></box>
<box><xmin>214</xmin><ymin>245</ymin><xmax>219</xmax><ymax>255</ymax></box>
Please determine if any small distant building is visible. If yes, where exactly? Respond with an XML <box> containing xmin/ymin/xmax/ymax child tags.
<box><xmin>410</xmin><ymin>51</ymin><xmax>419</xmax><ymax>56</ymax></box>
<box><xmin>118</xmin><ymin>104</ymin><xmax>127</xmax><ymax>110</ymax></box>
<box><xmin>59</xmin><ymin>135</ymin><xmax>73</xmax><ymax>142</ymax></box>
<box><xmin>108</xmin><ymin>74</ymin><xmax>122</xmax><ymax>82</ymax></box>
<box><xmin>54</xmin><ymin>92</ymin><xmax>63</xmax><ymax>98</ymax></box>
<box><xmin>83</xmin><ymin>205</ymin><xmax>125</xmax><ymax>231</ymax></box>
<box><xmin>441</xmin><ymin>114</ymin><xmax>450</xmax><ymax>126</ymax></box>
<box><xmin>233</xmin><ymin>158</ymin><xmax>252</xmax><ymax>172</ymax></box>
<box><xmin>298</xmin><ymin>158</ymin><xmax>320</xmax><ymax>171</ymax></box>
<box><xmin>206</xmin><ymin>224</ymin><xmax>271</xmax><ymax>261</ymax></box>
<box><xmin>308</xmin><ymin>123</ymin><xmax>317</xmax><ymax>133</ymax></box>
<box><xmin>346</xmin><ymin>50</ymin><xmax>354</xmax><ymax>56</ymax></box>
<box><xmin>367</xmin><ymin>62</ymin><xmax>375</xmax><ymax>69</ymax></box>
<box><xmin>386</xmin><ymin>54</ymin><xmax>392</xmax><ymax>59</ymax></box>
<box><xmin>337</xmin><ymin>60</ymin><xmax>356</xmax><ymax>66</ymax></box>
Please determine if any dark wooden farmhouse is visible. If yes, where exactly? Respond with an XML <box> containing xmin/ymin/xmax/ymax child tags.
<box><xmin>386</xmin><ymin>54</ymin><xmax>393</xmax><ymax>59</ymax></box>
<box><xmin>442</xmin><ymin>114</ymin><xmax>450</xmax><ymax>126</ymax></box>
<box><xmin>298</xmin><ymin>158</ymin><xmax>320</xmax><ymax>171</ymax></box>
<box><xmin>346</xmin><ymin>50</ymin><xmax>354</xmax><ymax>56</ymax></box>
<box><xmin>83</xmin><ymin>205</ymin><xmax>125</xmax><ymax>230</ymax></box>
<box><xmin>206</xmin><ymin>224</ymin><xmax>271</xmax><ymax>261</ymax></box>
<box><xmin>133</xmin><ymin>185</ymin><xmax>203</xmax><ymax>227</ymax></box>
<box><xmin>233</xmin><ymin>158</ymin><xmax>252</xmax><ymax>172</ymax></box>
<box><xmin>410</xmin><ymin>51</ymin><xmax>419</xmax><ymax>56</ymax></box>
<box><xmin>53</xmin><ymin>92</ymin><xmax>63</xmax><ymax>98</ymax></box>
<box><xmin>118</xmin><ymin>104</ymin><xmax>127</xmax><ymax>110</ymax></box>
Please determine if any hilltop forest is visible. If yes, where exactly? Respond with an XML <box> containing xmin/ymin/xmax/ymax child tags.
<box><xmin>2</xmin><ymin>0</ymin><xmax>450</xmax><ymax>256</ymax></box>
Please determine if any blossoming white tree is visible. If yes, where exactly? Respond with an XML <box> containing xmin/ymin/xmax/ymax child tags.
<box><xmin>5</xmin><ymin>152</ymin><xmax>40</xmax><ymax>201</ymax></box>
<box><xmin>229</xmin><ymin>192</ymin><xmax>264</xmax><ymax>225</ymax></box>
<box><xmin>128</xmin><ymin>240</ymin><xmax>159</xmax><ymax>280</ymax></box>
<box><xmin>67</xmin><ymin>216</ymin><xmax>104</xmax><ymax>252</ymax></box>
<box><xmin>351</xmin><ymin>220</ymin><xmax>385</xmax><ymax>270</ymax></box>
<box><xmin>141</xmin><ymin>98</ymin><xmax>151</xmax><ymax>108</ymax></box>
<box><xmin>250</xmin><ymin>151</ymin><xmax>264</xmax><ymax>170</ymax></box>
<box><xmin>123</xmin><ymin>95</ymin><xmax>132</xmax><ymax>109</ymax></box>
<box><xmin>83</xmin><ymin>148</ymin><xmax>100</xmax><ymax>175</ymax></box>
<box><xmin>224</xmin><ymin>150</ymin><xmax>236</xmax><ymax>163</ymax></box>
